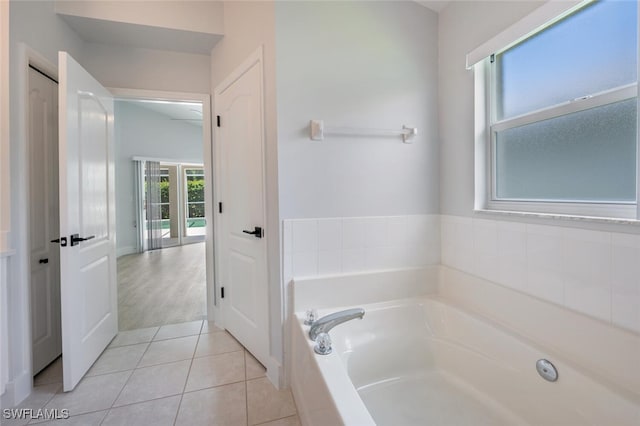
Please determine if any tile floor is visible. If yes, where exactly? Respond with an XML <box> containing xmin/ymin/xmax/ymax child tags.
<box><xmin>7</xmin><ymin>320</ymin><xmax>300</xmax><ymax>426</ymax></box>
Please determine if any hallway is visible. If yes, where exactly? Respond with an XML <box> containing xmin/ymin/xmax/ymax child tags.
<box><xmin>8</xmin><ymin>321</ymin><xmax>299</xmax><ymax>425</ymax></box>
<box><xmin>117</xmin><ymin>243</ymin><xmax>206</xmax><ymax>331</ymax></box>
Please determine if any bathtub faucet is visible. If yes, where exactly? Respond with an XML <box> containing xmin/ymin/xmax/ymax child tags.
<box><xmin>308</xmin><ymin>308</ymin><xmax>365</xmax><ymax>341</ymax></box>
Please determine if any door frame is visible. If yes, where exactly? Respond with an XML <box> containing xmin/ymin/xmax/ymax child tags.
<box><xmin>27</xmin><ymin>63</ymin><xmax>62</xmax><ymax>376</ymax></box>
<box><xmin>109</xmin><ymin>88</ymin><xmax>217</xmax><ymax>323</ymax></box>
<box><xmin>3</xmin><ymin>43</ymin><xmax>60</xmax><ymax>408</ymax></box>
<box><xmin>213</xmin><ymin>47</ymin><xmax>279</xmax><ymax>384</ymax></box>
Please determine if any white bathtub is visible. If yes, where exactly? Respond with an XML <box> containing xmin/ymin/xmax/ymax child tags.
<box><xmin>291</xmin><ymin>286</ymin><xmax>640</xmax><ymax>425</ymax></box>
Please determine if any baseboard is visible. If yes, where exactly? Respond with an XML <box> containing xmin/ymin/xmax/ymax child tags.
<box><xmin>0</xmin><ymin>370</ymin><xmax>31</xmax><ymax>408</ymax></box>
<box><xmin>116</xmin><ymin>246</ymin><xmax>137</xmax><ymax>258</ymax></box>
<box><xmin>265</xmin><ymin>357</ymin><xmax>283</xmax><ymax>390</ymax></box>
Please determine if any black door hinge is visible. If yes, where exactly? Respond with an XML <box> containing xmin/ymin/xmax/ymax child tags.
<box><xmin>221</xmin><ymin>287</ymin><xmax>225</xmax><ymax>299</ymax></box>
<box><xmin>218</xmin><ymin>202</ymin><xmax>223</xmax><ymax>213</ymax></box>
<box><xmin>490</xmin><ymin>53</ymin><xmax>495</xmax><ymax>64</ymax></box>
<box><xmin>216</xmin><ymin>115</ymin><xmax>221</xmax><ymax>127</ymax></box>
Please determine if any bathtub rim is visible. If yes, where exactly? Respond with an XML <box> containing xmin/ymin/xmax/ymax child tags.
<box><xmin>294</xmin><ymin>294</ymin><xmax>640</xmax><ymax>414</ymax></box>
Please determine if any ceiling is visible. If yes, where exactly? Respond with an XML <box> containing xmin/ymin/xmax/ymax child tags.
<box><xmin>60</xmin><ymin>3</ymin><xmax>447</xmax><ymax>55</ymax></box>
<box><xmin>416</xmin><ymin>1</ymin><xmax>450</xmax><ymax>13</ymax></box>
<box><xmin>60</xmin><ymin>14</ymin><xmax>222</xmax><ymax>55</ymax></box>
<box><xmin>120</xmin><ymin>99</ymin><xmax>203</xmax><ymax>127</ymax></box>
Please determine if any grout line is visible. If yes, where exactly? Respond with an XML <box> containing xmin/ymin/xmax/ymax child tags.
<box><xmin>252</xmin><ymin>414</ymin><xmax>300</xmax><ymax>426</ymax></box>
<box><xmin>105</xmin><ymin>369</ymin><xmax>135</xmax><ymax>414</ymax></box>
<box><xmin>173</xmin><ymin>332</ymin><xmax>200</xmax><ymax>426</ymax></box>
<box><xmin>181</xmin><ymin>377</ymin><xmax>247</xmax><ymax>396</ymax></box>
<box><xmin>173</xmin><ymin>393</ymin><xmax>183</xmax><ymax>426</ymax></box>
<box><xmin>244</xmin><ymin>376</ymin><xmax>249</xmax><ymax>426</ymax></box>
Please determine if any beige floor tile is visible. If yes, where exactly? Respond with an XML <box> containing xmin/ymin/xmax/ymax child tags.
<box><xmin>247</xmin><ymin>377</ymin><xmax>297</xmax><ymax>425</ymax></box>
<box><xmin>245</xmin><ymin>350</ymin><xmax>266</xmax><ymax>380</ymax></box>
<box><xmin>44</xmin><ymin>371</ymin><xmax>131</xmax><ymax>417</ymax></box>
<box><xmin>109</xmin><ymin>327</ymin><xmax>158</xmax><ymax>348</ymax></box>
<box><xmin>137</xmin><ymin>335</ymin><xmax>198</xmax><ymax>367</ymax></box>
<box><xmin>175</xmin><ymin>382</ymin><xmax>246</xmax><ymax>426</ymax></box>
<box><xmin>101</xmin><ymin>395</ymin><xmax>181</xmax><ymax>426</ymax></box>
<box><xmin>34</xmin><ymin>357</ymin><xmax>63</xmax><ymax>386</ymax></box>
<box><xmin>31</xmin><ymin>410</ymin><xmax>108</xmax><ymax>425</ymax></box>
<box><xmin>200</xmin><ymin>320</ymin><xmax>223</xmax><ymax>334</ymax></box>
<box><xmin>113</xmin><ymin>360</ymin><xmax>190</xmax><ymax>407</ymax></box>
<box><xmin>86</xmin><ymin>343</ymin><xmax>148</xmax><ymax>376</ymax></box>
<box><xmin>154</xmin><ymin>320</ymin><xmax>203</xmax><ymax>341</ymax></box>
<box><xmin>256</xmin><ymin>415</ymin><xmax>302</xmax><ymax>426</ymax></box>
<box><xmin>3</xmin><ymin>383</ymin><xmax>61</xmax><ymax>426</ymax></box>
<box><xmin>194</xmin><ymin>331</ymin><xmax>242</xmax><ymax>358</ymax></box>
<box><xmin>185</xmin><ymin>350</ymin><xmax>245</xmax><ymax>392</ymax></box>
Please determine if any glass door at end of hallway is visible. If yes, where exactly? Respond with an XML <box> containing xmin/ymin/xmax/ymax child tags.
<box><xmin>140</xmin><ymin>161</ymin><xmax>206</xmax><ymax>251</ymax></box>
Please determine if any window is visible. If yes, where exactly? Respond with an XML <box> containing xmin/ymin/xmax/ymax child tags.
<box><xmin>475</xmin><ymin>0</ymin><xmax>639</xmax><ymax>219</ymax></box>
<box><xmin>183</xmin><ymin>167</ymin><xmax>206</xmax><ymax>238</ymax></box>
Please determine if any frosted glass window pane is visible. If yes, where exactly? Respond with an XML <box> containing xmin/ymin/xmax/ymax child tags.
<box><xmin>495</xmin><ymin>98</ymin><xmax>637</xmax><ymax>202</ymax></box>
<box><xmin>497</xmin><ymin>0</ymin><xmax>637</xmax><ymax>120</ymax></box>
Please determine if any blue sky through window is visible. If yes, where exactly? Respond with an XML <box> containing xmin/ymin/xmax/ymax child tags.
<box><xmin>498</xmin><ymin>0</ymin><xmax>638</xmax><ymax>120</ymax></box>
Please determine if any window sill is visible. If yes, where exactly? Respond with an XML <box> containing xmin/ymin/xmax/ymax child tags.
<box><xmin>474</xmin><ymin>208</ymin><xmax>640</xmax><ymax>227</ymax></box>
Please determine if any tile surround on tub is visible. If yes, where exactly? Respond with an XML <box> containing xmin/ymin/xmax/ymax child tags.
<box><xmin>284</xmin><ymin>214</ymin><xmax>639</xmax><ymax>334</ymax></box>
<box><xmin>283</xmin><ymin>215</ymin><xmax>440</xmax><ymax>285</ymax></box>
<box><xmin>440</xmin><ymin>215</ymin><xmax>640</xmax><ymax>335</ymax></box>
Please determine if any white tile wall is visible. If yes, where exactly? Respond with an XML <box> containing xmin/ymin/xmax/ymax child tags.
<box><xmin>283</xmin><ymin>214</ymin><xmax>440</xmax><ymax>288</ymax></box>
<box><xmin>440</xmin><ymin>215</ymin><xmax>640</xmax><ymax>334</ymax></box>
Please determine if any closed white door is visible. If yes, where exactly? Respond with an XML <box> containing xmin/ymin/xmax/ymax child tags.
<box><xmin>216</xmin><ymin>50</ymin><xmax>269</xmax><ymax>367</ymax></box>
<box><xmin>29</xmin><ymin>67</ymin><xmax>62</xmax><ymax>375</ymax></box>
<box><xmin>58</xmin><ymin>52</ymin><xmax>117</xmax><ymax>391</ymax></box>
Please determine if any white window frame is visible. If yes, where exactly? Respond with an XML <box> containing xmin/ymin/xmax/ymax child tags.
<box><xmin>471</xmin><ymin>0</ymin><xmax>640</xmax><ymax>221</ymax></box>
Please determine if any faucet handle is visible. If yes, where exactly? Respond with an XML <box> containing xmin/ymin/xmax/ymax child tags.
<box><xmin>314</xmin><ymin>332</ymin><xmax>332</xmax><ymax>355</ymax></box>
<box><xmin>304</xmin><ymin>309</ymin><xmax>318</xmax><ymax>325</ymax></box>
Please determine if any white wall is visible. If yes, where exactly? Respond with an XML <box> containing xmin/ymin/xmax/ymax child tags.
<box><xmin>276</xmin><ymin>1</ymin><xmax>439</xmax><ymax>219</ymax></box>
<box><xmin>210</xmin><ymin>1</ymin><xmax>282</xmax><ymax>383</ymax></box>
<box><xmin>438</xmin><ymin>1</ymin><xmax>640</xmax><ymax>333</ymax></box>
<box><xmin>4</xmin><ymin>0</ymin><xmax>86</xmax><ymax>408</ymax></box>
<box><xmin>82</xmin><ymin>42</ymin><xmax>211</xmax><ymax>94</ymax></box>
<box><xmin>0</xmin><ymin>1</ymin><xmax>8</xmax><ymax>398</ymax></box>
<box><xmin>274</xmin><ymin>0</ymin><xmax>439</xmax><ymax>389</ymax></box>
<box><xmin>0</xmin><ymin>0</ymin><xmax>10</xmax><ymax>252</ymax></box>
<box><xmin>438</xmin><ymin>1</ymin><xmax>543</xmax><ymax>217</ymax></box>
<box><xmin>114</xmin><ymin>101</ymin><xmax>203</xmax><ymax>256</ymax></box>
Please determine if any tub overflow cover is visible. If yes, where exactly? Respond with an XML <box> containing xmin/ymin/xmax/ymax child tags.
<box><xmin>536</xmin><ymin>359</ymin><xmax>558</xmax><ymax>382</ymax></box>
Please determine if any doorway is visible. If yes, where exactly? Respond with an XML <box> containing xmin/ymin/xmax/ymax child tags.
<box><xmin>112</xmin><ymin>94</ymin><xmax>214</xmax><ymax>331</ymax></box>
<box><xmin>27</xmin><ymin>60</ymin><xmax>215</xmax><ymax>390</ymax></box>
<box><xmin>28</xmin><ymin>64</ymin><xmax>62</xmax><ymax>376</ymax></box>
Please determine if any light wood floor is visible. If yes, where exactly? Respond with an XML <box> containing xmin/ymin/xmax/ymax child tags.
<box><xmin>117</xmin><ymin>243</ymin><xmax>206</xmax><ymax>331</ymax></box>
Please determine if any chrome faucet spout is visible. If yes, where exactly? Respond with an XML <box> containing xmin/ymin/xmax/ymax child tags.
<box><xmin>308</xmin><ymin>308</ymin><xmax>365</xmax><ymax>341</ymax></box>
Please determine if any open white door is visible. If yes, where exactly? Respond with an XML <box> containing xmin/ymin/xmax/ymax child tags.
<box><xmin>58</xmin><ymin>52</ymin><xmax>117</xmax><ymax>391</ymax></box>
<box><xmin>216</xmin><ymin>49</ymin><xmax>269</xmax><ymax>367</ymax></box>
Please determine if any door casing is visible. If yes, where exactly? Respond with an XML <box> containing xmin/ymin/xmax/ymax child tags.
<box><xmin>109</xmin><ymin>88</ymin><xmax>216</xmax><ymax>322</ymax></box>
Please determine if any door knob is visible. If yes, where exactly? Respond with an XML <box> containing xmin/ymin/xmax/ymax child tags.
<box><xmin>39</xmin><ymin>258</ymin><xmax>49</xmax><ymax>264</ymax></box>
<box><xmin>242</xmin><ymin>226</ymin><xmax>263</xmax><ymax>238</ymax></box>
<box><xmin>70</xmin><ymin>234</ymin><xmax>96</xmax><ymax>247</ymax></box>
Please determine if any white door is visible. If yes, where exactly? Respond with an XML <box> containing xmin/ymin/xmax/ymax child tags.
<box><xmin>216</xmin><ymin>50</ymin><xmax>269</xmax><ymax>366</ymax></box>
<box><xmin>58</xmin><ymin>52</ymin><xmax>117</xmax><ymax>391</ymax></box>
<box><xmin>29</xmin><ymin>67</ymin><xmax>62</xmax><ymax>374</ymax></box>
